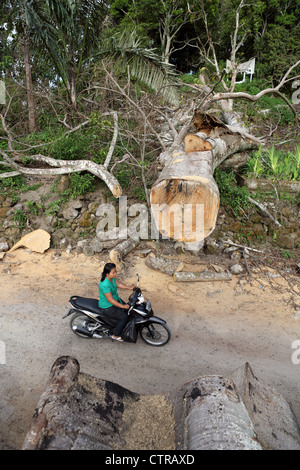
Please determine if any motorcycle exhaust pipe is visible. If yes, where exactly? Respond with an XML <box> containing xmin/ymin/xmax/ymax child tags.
<box><xmin>73</xmin><ymin>325</ymin><xmax>94</xmax><ymax>337</ymax></box>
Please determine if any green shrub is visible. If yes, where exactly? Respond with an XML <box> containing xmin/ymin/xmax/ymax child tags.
<box><xmin>245</xmin><ymin>146</ymin><xmax>300</xmax><ymax>181</ymax></box>
<box><xmin>49</xmin><ymin>133</ymin><xmax>91</xmax><ymax>160</ymax></box>
<box><xmin>64</xmin><ymin>172</ymin><xmax>95</xmax><ymax>198</ymax></box>
<box><xmin>214</xmin><ymin>169</ymin><xmax>250</xmax><ymax>216</ymax></box>
<box><xmin>13</xmin><ymin>208</ymin><xmax>27</xmax><ymax>229</ymax></box>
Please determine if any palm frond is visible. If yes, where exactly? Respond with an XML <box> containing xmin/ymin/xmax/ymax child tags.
<box><xmin>101</xmin><ymin>30</ymin><xmax>180</xmax><ymax>106</ymax></box>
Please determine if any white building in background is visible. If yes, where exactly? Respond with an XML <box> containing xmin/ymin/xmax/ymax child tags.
<box><xmin>226</xmin><ymin>57</ymin><xmax>256</xmax><ymax>83</ymax></box>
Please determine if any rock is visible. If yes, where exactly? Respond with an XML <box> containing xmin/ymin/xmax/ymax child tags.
<box><xmin>57</xmin><ymin>175</ymin><xmax>70</xmax><ymax>194</ymax></box>
<box><xmin>277</xmin><ymin>234</ymin><xmax>295</xmax><ymax>249</ymax></box>
<box><xmin>281</xmin><ymin>206</ymin><xmax>292</xmax><ymax>218</ymax></box>
<box><xmin>230</xmin><ymin>221</ymin><xmax>242</xmax><ymax>232</ymax></box>
<box><xmin>76</xmin><ymin>239</ymin><xmax>89</xmax><ymax>254</ymax></box>
<box><xmin>174</xmin><ymin>242</ymin><xmax>186</xmax><ymax>254</ymax></box>
<box><xmin>204</xmin><ymin>238</ymin><xmax>219</xmax><ymax>254</ymax></box>
<box><xmin>78</xmin><ymin>218</ymin><xmax>93</xmax><ymax>228</ymax></box>
<box><xmin>83</xmin><ymin>245</ymin><xmax>95</xmax><ymax>257</ymax></box>
<box><xmin>89</xmin><ymin>238</ymin><xmax>103</xmax><ymax>253</ymax></box>
<box><xmin>230</xmin><ymin>250</ymin><xmax>241</xmax><ymax>261</ymax></box>
<box><xmin>59</xmin><ymin>237</ymin><xmax>71</xmax><ymax>250</ymax></box>
<box><xmin>8</xmin><ymin>229</ymin><xmax>51</xmax><ymax>254</ymax></box>
<box><xmin>51</xmin><ymin>229</ymin><xmax>66</xmax><ymax>246</ymax></box>
<box><xmin>230</xmin><ymin>264</ymin><xmax>243</xmax><ymax>274</ymax></box>
<box><xmin>0</xmin><ymin>242</ymin><xmax>9</xmax><ymax>252</ymax></box>
<box><xmin>4</xmin><ymin>227</ymin><xmax>20</xmax><ymax>239</ymax></box>
<box><xmin>253</xmin><ymin>223</ymin><xmax>265</xmax><ymax>237</ymax></box>
<box><xmin>0</xmin><ymin>207</ymin><xmax>10</xmax><ymax>218</ymax></box>
<box><xmin>62</xmin><ymin>206</ymin><xmax>79</xmax><ymax>221</ymax></box>
<box><xmin>88</xmin><ymin>202</ymin><xmax>99</xmax><ymax>213</ymax></box>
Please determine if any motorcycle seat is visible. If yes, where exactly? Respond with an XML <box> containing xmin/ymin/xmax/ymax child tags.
<box><xmin>70</xmin><ymin>296</ymin><xmax>104</xmax><ymax>315</ymax></box>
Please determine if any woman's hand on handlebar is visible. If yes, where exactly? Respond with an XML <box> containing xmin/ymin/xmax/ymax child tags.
<box><xmin>123</xmin><ymin>303</ymin><xmax>130</xmax><ymax>310</ymax></box>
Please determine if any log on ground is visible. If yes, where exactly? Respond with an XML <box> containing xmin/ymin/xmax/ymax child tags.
<box><xmin>23</xmin><ymin>357</ymin><xmax>300</xmax><ymax>450</ymax></box>
<box><xmin>145</xmin><ymin>252</ymin><xmax>184</xmax><ymax>276</ymax></box>
<box><xmin>174</xmin><ymin>270</ymin><xmax>232</xmax><ymax>282</ymax></box>
<box><xmin>109</xmin><ymin>239</ymin><xmax>139</xmax><ymax>267</ymax></box>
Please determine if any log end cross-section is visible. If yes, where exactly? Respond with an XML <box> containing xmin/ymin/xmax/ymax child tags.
<box><xmin>150</xmin><ymin>149</ymin><xmax>220</xmax><ymax>244</ymax></box>
<box><xmin>150</xmin><ymin>111</ymin><xmax>259</xmax><ymax>244</ymax></box>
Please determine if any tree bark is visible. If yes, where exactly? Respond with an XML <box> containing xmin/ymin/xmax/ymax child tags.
<box><xmin>23</xmin><ymin>35</ymin><xmax>37</xmax><ymax>133</ymax></box>
<box><xmin>145</xmin><ymin>252</ymin><xmax>184</xmax><ymax>276</ymax></box>
<box><xmin>109</xmin><ymin>239</ymin><xmax>139</xmax><ymax>268</ymax></box>
<box><xmin>174</xmin><ymin>270</ymin><xmax>232</xmax><ymax>282</ymax></box>
<box><xmin>150</xmin><ymin>114</ymin><xmax>258</xmax><ymax>244</ymax></box>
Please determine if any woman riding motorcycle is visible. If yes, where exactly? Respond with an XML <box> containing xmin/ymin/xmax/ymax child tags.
<box><xmin>98</xmin><ymin>262</ymin><xmax>134</xmax><ymax>342</ymax></box>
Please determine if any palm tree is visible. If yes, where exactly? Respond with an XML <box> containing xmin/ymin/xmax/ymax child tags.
<box><xmin>3</xmin><ymin>0</ymin><xmax>38</xmax><ymax>131</ymax></box>
<box><xmin>101</xmin><ymin>29</ymin><xmax>180</xmax><ymax>106</ymax></box>
<box><xmin>23</xmin><ymin>0</ymin><xmax>180</xmax><ymax>109</ymax></box>
<box><xmin>23</xmin><ymin>0</ymin><xmax>107</xmax><ymax>110</ymax></box>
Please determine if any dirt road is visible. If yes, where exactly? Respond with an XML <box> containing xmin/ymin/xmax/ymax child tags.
<box><xmin>0</xmin><ymin>247</ymin><xmax>300</xmax><ymax>449</ymax></box>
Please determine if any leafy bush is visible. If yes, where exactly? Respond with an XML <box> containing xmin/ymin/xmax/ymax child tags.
<box><xmin>49</xmin><ymin>133</ymin><xmax>92</xmax><ymax>161</ymax></box>
<box><xmin>13</xmin><ymin>208</ymin><xmax>27</xmax><ymax>229</ymax></box>
<box><xmin>64</xmin><ymin>172</ymin><xmax>96</xmax><ymax>198</ymax></box>
<box><xmin>214</xmin><ymin>169</ymin><xmax>250</xmax><ymax>216</ymax></box>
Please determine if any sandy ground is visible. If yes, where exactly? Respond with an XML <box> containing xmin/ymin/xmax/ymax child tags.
<box><xmin>0</xmin><ymin>246</ymin><xmax>300</xmax><ymax>450</ymax></box>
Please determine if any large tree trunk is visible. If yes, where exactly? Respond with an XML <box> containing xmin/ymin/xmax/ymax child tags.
<box><xmin>150</xmin><ymin>112</ymin><xmax>258</xmax><ymax>245</ymax></box>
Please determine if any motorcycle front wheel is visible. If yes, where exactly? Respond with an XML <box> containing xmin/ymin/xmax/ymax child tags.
<box><xmin>139</xmin><ymin>322</ymin><xmax>171</xmax><ymax>346</ymax></box>
<box><xmin>70</xmin><ymin>313</ymin><xmax>96</xmax><ymax>338</ymax></box>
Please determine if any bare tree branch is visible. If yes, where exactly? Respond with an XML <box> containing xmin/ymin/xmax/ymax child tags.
<box><xmin>101</xmin><ymin>62</ymin><xmax>167</xmax><ymax>151</ymax></box>
<box><xmin>104</xmin><ymin>111</ymin><xmax>118</xmax><ymax>169</ymax></box>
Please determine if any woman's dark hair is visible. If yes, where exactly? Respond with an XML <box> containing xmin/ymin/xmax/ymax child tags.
<box><xmin>100</xmin><ymin>263</ymin><xmax>116</xmax><ymax>282</ymax></box>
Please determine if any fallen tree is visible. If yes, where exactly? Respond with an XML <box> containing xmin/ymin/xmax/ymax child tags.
<box><xmin>150</xmin><ymin>62</ymin><xmax>299</xmax><ymax>244</ymax></box>
<box><xmin>150</xmin><ymin>113</ymin><xmax>259</xmax><ymax>244</ymax></box>
<box><xmin>149</xmin><ymin>0</ymin><xmax>299</xmax><ymax>245</ymax></box>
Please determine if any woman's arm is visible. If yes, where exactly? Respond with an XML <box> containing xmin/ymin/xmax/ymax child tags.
<box><xmin>116</xmin><ymin>280</ymin><xmax>134</xmax><ymax>290</ymax></box>
<box><xmin>104</xmin><ymin>292</ymin><xmax>129</xmax><ymax>309</ymax></box>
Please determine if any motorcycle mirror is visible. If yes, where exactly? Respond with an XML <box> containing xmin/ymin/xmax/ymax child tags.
<box><xmin>136</xmin><ymin>273</ymin><xmax>139</xmax><ymax>286</ymax></box>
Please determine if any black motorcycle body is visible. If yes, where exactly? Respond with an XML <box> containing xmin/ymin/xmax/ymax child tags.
<box><xmin>63</xmin><ymin>284</ymin><xmax>171</xmax><ymax>347</ymax></box>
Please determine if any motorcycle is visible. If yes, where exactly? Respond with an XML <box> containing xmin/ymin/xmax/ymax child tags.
<box><xmin>63</xmin><ymin>275</ymin><xmax>171</xmax><ymax>346</ymax></box>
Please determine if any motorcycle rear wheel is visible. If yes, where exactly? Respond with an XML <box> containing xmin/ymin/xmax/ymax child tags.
<box><xmin>139</xmin><ymin>322</ymin><xmax>171</xmax><ymax>346</ymax></box>
<box><xmin>70</xmin><ymin>313</ymin><xmax>96</xmax><ymax>338</ymax></box>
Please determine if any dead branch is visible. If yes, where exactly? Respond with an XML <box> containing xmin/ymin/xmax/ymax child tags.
<box><xmin>104</xmin><ymin>111</ymin><xmax>118</xmax><ymax>169</ymax></box>
<box><xmin>200</xmin><ymin>59</ymin><xmax>300</xmax><ymax>126</ymax></box>
<box><xmin>0</xmin><ymin>146</ymin><xmax>122</xmax><ymax>197</ymax></box>
<box><xmin>242</xmin><ymin>248</ymin><xmax>252</xmax><ymax>279</ymax></box>
<box><xmin>0</xmin><ymin>106</ymin><xmax>123</xmax><ymax>197</ymax></box>
<box><xmin>101</xmin><ymin>62</ymin><xmax>167</xmax><ymax>151</ymax></box>
<box><xmin>248</xmin><ymin>196</ymin><xmax>282</xmax><ymax>227</ymax></box>
<box><xmin>145</xmin><ymin>252</ymin><xmax>184</xmax><ymax>276</ymax></box>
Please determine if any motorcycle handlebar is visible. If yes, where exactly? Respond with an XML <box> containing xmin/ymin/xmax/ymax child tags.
<box><xmin>128</xmin><ymin>287</ymin><xmax>141</xmax><ymax>306</ymax></box>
